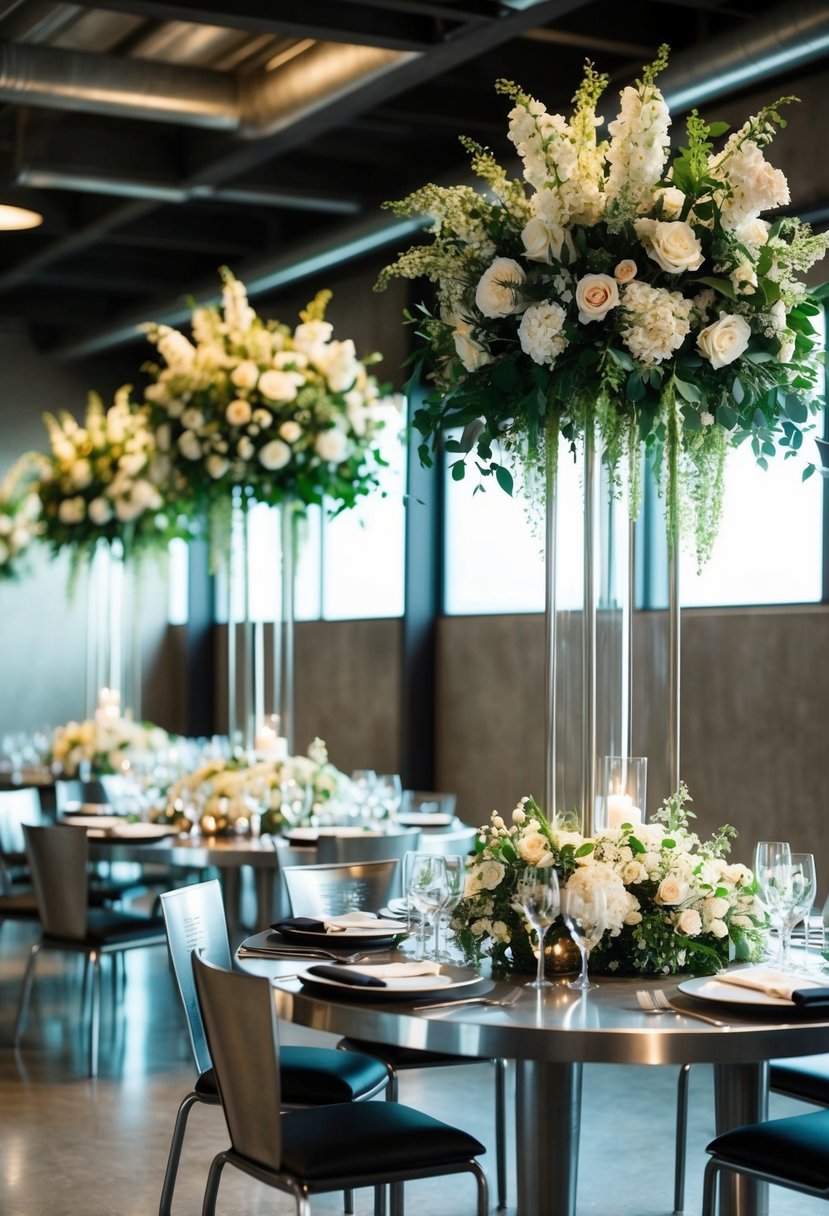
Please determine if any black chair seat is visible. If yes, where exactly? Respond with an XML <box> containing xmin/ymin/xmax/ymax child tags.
<box><xmin>277</xmin><ymin>1101</ymin><xmax>485</xmax><ymax>1183</ymax></box>
<box><xmin>770</xmin><ymin>1056</ymin><xmax>829</xmax><ymax>1105</ymax></box>
<box><xmin>194</xmin><ymin>1069</ymin><xmax>220</xmax><ymax>1100</ymax></box>
<box><xmin>281</xmin><ymin>1045</ymin><xmax>389</xmax><ymax>1105</ymax></box>
<box><xmin>43</xmin><ymin>908</ymin><xmax>166</xmax><ymax>948</ymax></box>
<box><xmin>707</xmin><ymin>1109</ymin><xmax>829</xmax><ymax>1193</ymax></box>
<box><xmin>0</xmin><ymin>891</ymin><xmax>39</xmax><ymax>917</ymax></box>
<box><xmin>339</xmin><ymin>1037</ymin><xmax>474</xmax><ymax>1070</ymax></box>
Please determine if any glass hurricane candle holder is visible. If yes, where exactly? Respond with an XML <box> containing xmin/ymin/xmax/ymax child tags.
<box><xmin>596</xmin><ymin>756</ymin><xmax>647</xmax><ymax>833</ymax></box>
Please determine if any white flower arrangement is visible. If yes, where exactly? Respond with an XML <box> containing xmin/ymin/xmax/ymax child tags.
<box><xmin>164</xmin><ymin>737</ymin><xmax>354</xmax><ymax>835</ymax></box>
<box><xmin>37</xmin><ymin>387</ymin><xmax>171</xmax><ymax>559</ymax></box>
<box><xmin>0</xmin><ymin>455</ymin><xmax>42</xmax><ymax>580</ymax></box>
<box><xmin>378</xmin><ymin>46</ymin><xmax>828</xmax><ymax>564</ymax></box>
<box><xmin>50</xmin><ymin>716</ymin><xmax>171</xmax><ymax>778</ymax></box>
<box><xmin>452</xmin><ymin>787</ymin><xmax>766</xmax><ymax>977</ymax></box>
<box><xmin>141</xmin><ymin>270</ymin><xmax>402</xmax><ymax>524</ymax></box>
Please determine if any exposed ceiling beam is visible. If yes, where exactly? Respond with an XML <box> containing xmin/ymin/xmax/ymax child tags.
<box><xmin>65</xmin><ymin>0</ymin><xmax>457</xmax><ymax>52</ymax></box>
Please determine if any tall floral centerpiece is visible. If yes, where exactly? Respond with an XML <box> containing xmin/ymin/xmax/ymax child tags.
<box><xmin>36</xmin><ymin>386</ymin><xmax>172</xmax><ymax>720</ymax></box>
<box><xmin>142</xmin><ymin>269</ymin><xmax>401</xmax><ymax>752</ymax></box>
<box><xmin>0</xmin><ymin>455</ymin><xmax>42</xmax><ymax>581</ymax></box>
<box><xmin>377</xmin><ymin>47</ymin><xmax>827</xmax><ymax>829</ymax></box>
<box><xmin>453</xmin><ymin>788</ymin><xmax>766</xmax><ymax>978</ymax></box>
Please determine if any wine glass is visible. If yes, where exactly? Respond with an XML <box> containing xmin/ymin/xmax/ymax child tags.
<box><xmin>406</xmin><ymin>854</ymin><xmax>448</xmax><ymax>961</ymax></box>
<box><xmin>516</xmin><ymin>866</ymin><xmax>560</xmax><ymax>989</ymax></box>
<box><xmin>375</xmin><ymin>773</ymin><xmax>403</xmax><ymax>821</ymax></box>
<box><xmin>754</xmin><ymin>841</ymin><xmax>793</xmax><ymax>960</ymax></box>
<box><xmin>779</xmin><ymin>852</ymin><xmax>817</xmax><ymax>969</ymax></box>
<box><xmin>350</xmin><ymin>769</ymin><xmax>377</xmax><ymax>822</ymax></box>
<box><xmin>279</xmin><ymin>778</ymin><xmax>311</xmax><ymax>829</ymax></box>
<box><xmin>433</xmin><ymin>854</ymin><xmax>466</xmax><ymax>961</ymax></box>
<box><xmin>561</xmin><ymin>881</ymin><xmax>607</xmax><ymax>991</ymax></box>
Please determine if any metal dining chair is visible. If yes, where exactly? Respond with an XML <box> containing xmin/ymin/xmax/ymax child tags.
<box><xmin>702</xmin><ymin>1107</ymin><xmax>829</xmax><ymax>1213</ymax></box>
<box><xmin>315</xmin><ymin>828</ymin><xmax>421</xmax><ymax>865</ymax></box>
<box><xmin>400</xmin><ymin>791</ymin><xmax>457</xmax><ymax>818</ymax></box>
<box><xmin>0</xmin><ymin>786</ymin><xmax>43</xmax><ymax>887</ymax></box>
<box><xmin>283</xmin><ymin>858</ymin><xmax>510</xmax><ymax>1209</ymax></box>
<box><xmin>13</xmin><ymin>823</ymin><xmax>167</xmax><ymax>1076</ymax></box>
<box><xmin>157</xmin><ymin>879</ymin><xmax>390</xmax><ymax>1216</ymax></box>
<box><xmin>192</xmin><ymin>953</ymin><xmax>489</xmax><ymax>1216</ymax></box>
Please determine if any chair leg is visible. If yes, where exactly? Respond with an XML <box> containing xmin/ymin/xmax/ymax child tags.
<box><xmin>201</xmin><ymin>1153</ymin><xmax>227</xmax><ymax>1216</ymax></box>
<box><xmin>701</xmin><ymin>1157</ymin><xmax>719</xmax><ymax>1216</ymax></box>
<box><xmin>373</xmin><ymin>1183</ymin><xmax>387</xmax><ymax>1216</ymax></box>
<box><xmin>674</xmin><ymin>1063</ymin><xmax>691</xmax><ymax>1214</ymax></box>
<box><xmin>88</xmin><ymin>950</ymin><xmax>101</xmax><ymax>1078</ymax></box>
<box><xmin>343</xmin><ymin>1187</ymin><xmax>354</xmax><ymax>1214</ymax></box>
<box><xmin>13</xmin><ymin>940</ymin><xmax>41</xmax><ymax>1045</ymax></box>
<box><xmin>472</xmin><ymin>1159</ymin><xmax>490</xmax><ymax>1216</ymax></box>
<box><xmin>494</xmin><ymin>1057</ymin><xmax>508</xmax><ymax>1208</ymax></box>
<box><xmin>159</xmin><ymin>1091</ymin><xmax>201</xmax><ymax>1216</ymax></box>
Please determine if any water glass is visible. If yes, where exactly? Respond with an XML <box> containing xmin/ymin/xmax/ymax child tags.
<box><xmin>562</xmin><ymin>882</ymin><xmax>607</xmax><ymax>992</ymax></box>
<box><xmin>406</xmin><ymin>854</ymin><xmax>448</xmax><ymax>960</ymax></box>
<box><xmin>375</xmin><ymin>773</ymin><xmax>403</xmax><ymax>821</ymax></box>
<box><xmin>516</xmin><ymin>866</ymin><xmax>560</xmax><ymax>989</ymax></box>
<box><xmin>433</xmin><ymin>854</ymin><xmax>465</xmax><ymax>961</ymax></box>
<box><xmin>754</xmin><ymin>840</ymin><xmax>792</xmax><ymax>960</ymax></box>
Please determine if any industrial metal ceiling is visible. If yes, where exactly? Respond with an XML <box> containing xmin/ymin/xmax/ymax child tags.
<box><xmin>0</xmin><ymin>0</ymin><xmax>825</xmax><ymax>357</ymax></box>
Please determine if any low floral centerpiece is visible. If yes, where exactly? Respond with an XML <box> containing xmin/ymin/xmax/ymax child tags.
<box><xmin>452</xmin><ymin>786</ymin><xmax>766</xmax><ymax>976</ymax></box>
<box><xmin>0</xmin><ymin>456</ymin><xmax>42</xmax><ymax>580</ymax></box>
<box><xmin>50</xmin><ymin>716</ymin><xmax>172</xmax><ymax>779</ymax></box>
<box><xmin>36</xmin><ymin>386</ymin><xmax>172</xmax><ymax>562</ymax></box>
<box><xmin>163</xmin><ymin>737</ymin><xmax>354</xmax><ymax>836</ymax></box>
<box><xmin>377</xmin><ymin>46</ymin><xmax>827</xmax><ymax>562</ymax></box>
<box><xmin>141</xmin><ymin>269</ymin><xmax>402</xmax><ymax>530</ymax></box>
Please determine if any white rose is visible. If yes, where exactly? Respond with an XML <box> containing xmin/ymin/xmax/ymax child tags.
<box><xmin>177</xmin><ymin>431</ymin><xmax>203</xmax><ymax>461</ymax></box>
<box><xmin>230</xmin><ymin>360</ymin><xmax>259</xmax><ymax>390</ymax></box>
<box><xmin>475</xmin><ymin>257</ymin><xmax>526</xmax><ymax>318</ymax></box>
<box><xmin>252</xmin><ymin>408</ymin><xmax>273</xmax><ymax>427</ymax></box>
<box><xmin>477</xmin><ymin>859</ymin><xmax>506</xmax><ymax>891</ymax></box>
<box><xmin>450</xmin><ymin>318</ymin><xmax>491</xmax><ymax>372</ymax></box>
<box><xmin>676</xmin><ymin>908</ymin><xmax>702</xmax><ymax>936</ymax></box>
<box><xmin>777</xmin><ymin>330</ymin><xmax>796</xmax><ymax>363</ymax></box>
<box><xmin>656</xmin><ymin>876</ymin><xmax>687</xmax><ymax>905</ymax></box>
<box><xmin>258</xmin><ymin>369</ymin><xmax>304</xmax><ymax>403</ymax></box>
<box><xmin>636</xmin><ymin>219</ymin><xmax>704</xmax><ymax>274</ymax></box>
<box><xmin>206</xmin><ymin>454</ymin><xmax>229</xmax><ymax>480</ymax></box>
<box><xmin>710</xmin><ymin>919</ymin><xmax>729</xmax><ymax>939</ymax></box>
<box><xmin>614</xmin><ymin>259</ymin><xmax>637</xmax><ymax>284</ymax></box>
<box><xmin>315</xmin><ymin>428</ymin><xmax>348</xmax><ymax>463</ymax></box>
<box><xmin>237</xmin><ymin>437</ymin><xmax>254</xmax><ymax>461</ymax></box>
<box><xmin>517</xmin><ymin>831</ymin><xmax>554</xmax><ymax>867</ymax></box>
<box><xmin>697</xmin><ymin>313</ymin><xmax>752</xmax><ymax>369</ymax></box>
<box><xmin>258</xmin><ymin>440</ymin><xmax>291</xmax><ymax>471</ymax></box>
<box><xmin>520</xmin><ymin>218</ymin><xmax>572</xmax><ymax>264</ymax></box>
<box><xmin>656</xmin><ymin>186</ymin><xmax>686</xmax><ymax>219</ymax></box>
<box><xmin>575</xmin><ymin>273</ymin><xmax>619</xmax><ymax>324</ymax></box>
<box><xmin>87</xmin><ymin>497</ymin><xmax>112</xmax><ymax>526</ymax></box>
<box><xmin>279</xmin><ymin>421</ymin><xmax>302</xmax><ymax>443</ymax></box>
<box><xmin>181</xmin><ymin>407</ymin><xmax>205</xmax><ymax>431</ymax></box>
<box><xmin>58</xmin><ymin>497</ymin><xmax>85</xmax><ymax>524</ymax></box>
<box><xmin>226</xmin><ymin>399</ymin><xmax>252</xmax><ymax>426</ymax></box>
<box><xmin>70</xmin><ymin>459</ymin><xmax>92</xmax><ymax>489</ymax></box>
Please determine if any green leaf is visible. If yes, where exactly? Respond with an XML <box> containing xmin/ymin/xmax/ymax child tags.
<box><xmin>731</xmin><ymin>378</ymin><xmax>745</xmax><ymax>405</ymax></box>
<box><xmin>786</xmin><ymin>396</ymin><xmax>809</xmax><ymax>423</ymax></box>
<box><xmin>417</xmin><ymin>442</ymin><xmax>433</xmax><ymax>469</ymax></box>
<box><xmin>707</xmin><ymin>120</ymin><xmax>730</xmax><ymax>137</ymax></box>
<box><xmin>574</xmin><ymin>842</ymin><xmax>594</xmax><ymax>858</ymax></box>
<box><xmin>450</xmin><ymin>460</ymin><xmax>466</xmax><ymax>482</ymax></box>
<box><xmin>627</xmin><ymin>835</ymin><xmax>646</xmax><ymax>854</ymax></box>
<box><xmin>495</xmin><ymin>465</ymin><xmax>514</xmax><ymax>495</ymax></box>
<box><xmin>674</xmin><ymin>377</ymin><xmax>701</xmax><ymax>404</ymax></box>
<box><xmin>803</xmin><ymin>463</ymin><xmax>817</xmax><ymax>481</ymax></box>
<box><xmin>696</xmin><ymin>276</ymin><xmax>737</xmax><ymax>301</ymax></box>
<box><xmin>626</xmin><ymin>375</ymin><xmax>645</xmax><ymax>402</ymax></box>
<box><xmin>608</xmin><ymin>347</ymin><xmax>635</xmax><ymax>371</ymax></box>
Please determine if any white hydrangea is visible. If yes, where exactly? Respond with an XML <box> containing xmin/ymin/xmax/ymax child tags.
<box><xmin>517</xmin><ymin>301</ymin><xmax>569</xmax><ymax>366</ymax></box>
<box><xmin>620</xmin><ymin>280</ymin><xmax>693</xmax><ymax>365</ymax></box>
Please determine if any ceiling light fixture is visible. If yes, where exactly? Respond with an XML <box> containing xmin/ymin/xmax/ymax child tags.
<box><xmin>0</xmin><ymin>204</ymin><xmax>43</xmax><ymax>231</ymax></box>
<box><xmin>265</xmin><ymin>39</ymin><xmax>315</xmax><ymax>73</ymax></box>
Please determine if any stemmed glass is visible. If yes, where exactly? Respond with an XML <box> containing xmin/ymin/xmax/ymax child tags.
<box><xmin>350</xmin><ymin>769</ymin><xmax>378</xmax><ymax>823</ymax></box>
<box><xmin>279</xmin><ymin>778</ymin><xmax>312</xmax><ymax>829</ymax></box>
<box><xmin>561</xmin><ymin>882</ymin><xmax>607</xmax><ymax>991</ymax></box>
<box><xmin>375</xmin><ymin>773</ymin><xmax>403</xmax><ymax>821</ymax></box>
<box><xmin>433</xmin><ymin>854</ymin><xmax>465</xmax><ymax>961</ymax></box>
<box><xmin>754</xmin><ymin>841</ymin><xmax>792</xmax><ymax>961</ymax></box>
<box><xmin>516</xmin><ymin>866</ymin><xmax>560</xmax><ymax>989</ymax></box>
<box><xmin>779</xmin><ymin>852</ymin><xmax>817</xmax><ymax>969</ymax></box>
<box><xmin>406</xmin><ymin>853</ymin><xmax>448</xmax><ymax>961</ymax></box>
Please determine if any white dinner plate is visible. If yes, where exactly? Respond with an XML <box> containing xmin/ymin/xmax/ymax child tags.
<box><xmin>298</xmin><ymin>962</ymin><xmax>487</xmax><ymax>999</ymax></box>
<box><xmin>285</xmin><ymin>826</ymin><xmax>383</xmax><ymax>843</ymax></box>
<box><xmin>61</xmin><ymin>814</ymin><xmax>126</xmax><ymax>831</ymax></box>
<box><xmin>677</xmin><ymin>975</ymin><xmax>794</xmax><ymax>1008</ymax></box>
<box><xmin>107</xmin><ymin>823</ymin><xmax>183</xmax><ymax>840</ymax></box>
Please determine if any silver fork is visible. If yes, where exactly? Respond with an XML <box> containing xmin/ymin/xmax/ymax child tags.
<box><xmin>637</xmin><ymin>988</ymin><xmax>727</xmax><ymax>1027</ymax></box>
<box><xmin>237</xmin><ymin>946</ymin><xmax>372</xmax><ymax>964</ymax></box>
<box><xmin>414</xmin><ymin>986</ymin><xmax>524</xmax><ymax>1012</ymax></box>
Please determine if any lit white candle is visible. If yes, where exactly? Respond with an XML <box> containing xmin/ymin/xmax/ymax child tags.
<box><xmin>254</xmin><ymin>724</ymin><xmax>288</xmax><ymax>761</ymax></box>
<box><xmin>94</xmin><ymin>686</ymin><xmax>120</xmax><ymax>726</ymax></box>
<box><xmin>606</xmin><ymin>793</ymin><xmax>642</xmax><ymax>830</ymax></box>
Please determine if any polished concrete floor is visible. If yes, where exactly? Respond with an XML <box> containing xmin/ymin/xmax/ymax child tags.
<box><xmin>0</xmin><ymin>914</ymin><xmax>826</xmax><ymax>1216</ymax></box>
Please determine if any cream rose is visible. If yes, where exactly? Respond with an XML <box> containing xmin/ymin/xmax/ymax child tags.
<box><xmin>777</xmin><ymin>330</ymin><xmax>796</xmax><ymax>363</ymax></box>
<box><xmin>697</xmin><ymin>313</ymin><xmax>751</xmax><ymax>369</ymax></box>
<box><xmin>88</xmin><ymin>497</ymin><xmax>113</xmax><ymax>526</ymax></box>
<box><xmin>258</xmin><ymin>369</ymin><xmax>304</xmax><ymax>403</ymax></box>
<box><xmin>575</xmin><ymin>273</ymin><xmax>619</xmax><ymax>324</ymax></box>
<box><xmin>517</xmin><ymin>831</ymin><xmax>554</xmax><ymax>867</ymax></box>
<box><xmin>614</xmin><ymin>259</ymin><xmax>637</xmax><ymax>284</ymax></box>
<box><xmin>453</xmin><ymin>322</ymin><xmax>491</xmax><ymax>372</ymax></box>
<box><xmin>258</xmin><ymin>439</ymin><xmax>291</xmax><ymax>471</ymax></box>
<box><xmin>636</xmin><ymin>219</ymin><xmax>704</xmax><ymax>274</ymax></box>
<box><xmin>676</xmin><ymin>908</ymin><xmax>702</xmax><ymax>936</ymax></box>
<box><xmin>315</xmin><ymin>428</ymin><xmax>348</xmax><ymax>463</ymax></box>
<box><xmin>230</xmin><ymin>360</ymin><xmax>259</xmax><ymax>391</ymax></box>
<box><xmin>656</xmin><ymin>876</ymin><xmax>687</xmax><ymax>906</ymax></box>
<box><xmin>520</xmin><ymin>218</ymin><xmax>572</xmax><ymax>265</ymax></box>
<box><xmin>656</xmin><ymin>186</ymin><xmax>686</xmax><ymax>220</ymax></box>
<box><xmin>226</xmin><ymin>399</ymin><xmax>252</xmax><ymax>427</ymax></box>
<box><xmin>279</xmin><ymin>421</ymin><xmax>302</xmax><ymax>443</ymax></box>
<box><xmin>475</xmin><ymin>257</ymin><xmax>526</xmax><ymax>318</ymax></box>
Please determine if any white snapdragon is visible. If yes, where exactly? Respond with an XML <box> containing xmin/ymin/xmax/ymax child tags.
<box><xmin>605</xmin><ymin>83</ymin><xmax>671</xmax><ymax>210</ymax></box>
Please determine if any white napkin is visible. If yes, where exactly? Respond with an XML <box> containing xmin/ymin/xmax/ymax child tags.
<box><xmin>323</xmin><ymin>912</ymin><xmax>404</xmax><ymax>934</ymax></box>
<box><xmin>717</xmin><ymin>966</ymin><xmax>823</xmax><ymax>1001</ymax></box>
<box><xmin>335</xmin><ymin>961</ymin><xmax>453</xmax><ymax>990</ymax></box>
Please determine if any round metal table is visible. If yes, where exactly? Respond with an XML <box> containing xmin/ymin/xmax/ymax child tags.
<box><xmin>237</xmin><ymin>936</ymin><xmax>829</xmax><ymax>1216</ymax></box>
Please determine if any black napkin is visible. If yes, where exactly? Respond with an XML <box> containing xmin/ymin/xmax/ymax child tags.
<box><xmin>271</xmin><ymin>917</ymin><xmax>325</xmax><ymax>934</ymax></box>
<box><xmin>792</xmin><ymin>987</ymin><xmax>829</xmax><ymax>1009</ymax></box>
<box><xmin>305</xmin><ymin>964</ymin><xmax>386</xmax><ymax>988</ymax></box>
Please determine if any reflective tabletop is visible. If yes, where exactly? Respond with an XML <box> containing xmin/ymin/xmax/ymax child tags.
<box><xmin>238</xmin><ymin>933</ymin><xmax>829</xmax><ymax>1216</ymax></box>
